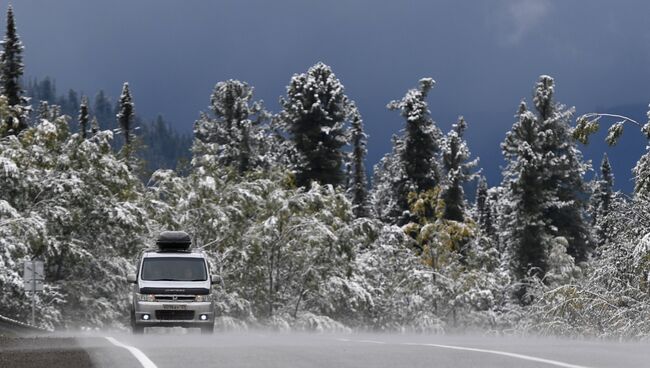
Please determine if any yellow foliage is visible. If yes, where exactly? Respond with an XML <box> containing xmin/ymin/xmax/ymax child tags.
<box><xmin>405</xmin><ymin>187</ymin><xmax>476</xmax><ymax>270</ymax></box>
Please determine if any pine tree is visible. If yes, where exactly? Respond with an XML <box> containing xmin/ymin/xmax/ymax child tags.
<box><xmin>593</xmin><ymin>154</ymin><xmax>614</xmax><ymax>245</ymax></box>
<box><xmin>194</xmin><ymin>79</ymin><xmax>267</xmax><ymax>174</ymax></box>
<box><xmin>475</xmin><ymin>175</ymin><xmax>495</xmax><ymax>237</ymax></box>
<box><xmin>440</xmin><ymin>117</ymin><xmax>476</xmax><ymax>222</ymax></box>
<box><xmin>633</xmin><ymin>108</ymin><xmax>650</xmax><ymax>197</ymax></box>
<box><xmin>501</xmin><ymin>101</ymin><xmax>553</xmax><ymax>285</ymax></box>
<box><xmin>371</xmin><ymin>135</ymin><xmax>408</xmax><ymax>223</ymax></box>
<box><xmin>0</xmin><ymin>5</ymin><xmax>26</xmax><ymax>134</ymax></box>
<box><xmin>348</xmin><ymin>106</ymin><xmax>370</xmax><ymax>218</ymax></box>
<box><xmin>533</xmin><ymin>75</ymin><xmax>592</xmax><ymax>262</ymax></box>
<box><xmin>387</xmin><ymin>78</ymin><xmax>441</xmax><ymax>193</ymax></box>
<box><xmin>78</xmin><ymin>96</ymin><xmax>89</xmax><ymax>139</ymax></box>
<box><xmin>375</xmin><ymin>78</ymin><xmax>441</xmax><ymax>225</ymax></box>
<box><xmin>280</xmin><ymin>63</ymin><xmax>352</xmax><ymax>187</ymax></box>
<box><xmin>116</xmin><ymin>82</ymin><xmax>134</xmax><ymax>146</ymax></box>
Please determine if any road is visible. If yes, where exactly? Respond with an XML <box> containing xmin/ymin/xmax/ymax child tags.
<box><xmin>1</xmin><ymin>331</ymin><xmax>649</xmax><ymax>368</ymax></box>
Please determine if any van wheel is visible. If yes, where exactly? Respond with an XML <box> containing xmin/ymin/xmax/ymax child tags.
<box><xmin>132</xmin><ymin>324</ymin><xmax>145</xmax><ymax>335</ymax></box>
<box><xmin>200</xmin><ymin>324</ymin><xmax>214</xmax><ymax>334</ymax></box>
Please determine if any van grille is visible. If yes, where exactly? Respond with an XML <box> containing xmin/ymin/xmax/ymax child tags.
<box><xmin>154</xmin><ymin>295</ymin><xmax>195</xmax><ymax>302</ymax></box>
<box><xmin>155</xmin><ymin>310</ymin><xmax>195</xmax><ymax>320</ymax></box>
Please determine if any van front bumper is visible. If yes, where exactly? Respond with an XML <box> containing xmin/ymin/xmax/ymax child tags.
<box><xmin>133</xmin><ymin>301</ymin><xmax>214</xmax><ymax>326</ymax></box>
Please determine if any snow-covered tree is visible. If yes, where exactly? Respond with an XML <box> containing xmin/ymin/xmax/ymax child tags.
<box><xmin>0</xmin><ymin>103</ymin><xmax>150</xmax><ymax>329</ymax></box>
<box><xmin>475</xmin><ymin>175</ymin><xmax>495</xmax><ymax>238</ymax></box>
<box><xmin>375</xmin><ymin>78</ymin><xmax>442</xmax><ymax>225</ymax></box>
<box><xmin>347</xmin><ymin>107</ymin><xmax>370</xmax><ymax>218</ymax></box>
<box><xmin>440</xmin><ymin>117</ymin><xmax>476</xmax><ymax>222</ymax></box>
<box><xmin>388</xmin><ymin>78</ymin><xmax>441</xmax><ymax>193</ymax></box>
<box><xmin>532</xmin><ymin>75</ymin><xmax>592</xmax><ymax>263</ymax></box>
<box><xmin>500</xmin><ymin>101</ymin><xmax>554</xmax><ymax>289</ymax></box>
<box><xmin>116</xmin><ymin>82</ymin><xmax>134</xmax><ymax>146</ymax></box>
<box><xmin>0</xmin><ymin>5</ymin><xmax>27</xmax><ymax>135</ymax></box>
<box><xmin>522</xmin><ymin>194</ymin><xmax>650</xmax><ymax>337</ymax></box>
<box><xmin>280</xmin><ymin>63</ymin><xmax>353</xmax><ymax>188</ymax></box>
<box><xmin>193</xmin><ymin>79</ymin><xmax>270</xmax><ymax>174</ymax></box>
<box><xmin>371</xmin><ymin>135</ymin><xmax>409</xmax><ymax>223</ymax></box>
<box><xmin>591</xmin><ymin>154</ymin><xmax>614</xmax><ymax>245</ymax></box>
<box><xmin>632</xmin><ymin>109</ymin><xmax>650</xmax><ymax>197</ymax></box>
<box><xmin>78</xmin><ymin>95</ymin><xmax>89</xmax><ymax>139</ymax></box>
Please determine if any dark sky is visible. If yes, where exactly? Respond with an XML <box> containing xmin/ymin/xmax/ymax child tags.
<box><xmin>12</xmin><ymin>0</ymin><xmax>650</xmax><ymax>191</ymax></box>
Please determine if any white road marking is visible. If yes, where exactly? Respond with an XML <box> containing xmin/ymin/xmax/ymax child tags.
<box><xmin>105</xmin><ymin>336</ymin><xmax>158</xmax><ymax>368</ymax></box>
<box><xmin>341</xmin><ymin>338</ymin><xmax>593</xmax><ymax>368</ymax></box>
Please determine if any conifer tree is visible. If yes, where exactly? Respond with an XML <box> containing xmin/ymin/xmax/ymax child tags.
<box><xmin>0</xmin><ymin>5</ymin><xmax>26</xmax><ymax>134</ymax></box>
<box><xmin>633</xmin><ymin>109</ymin><xmax>650</xmax><ymax>197</ymax></box>
<box><xmin>501</xmin><ymin>101</ymin><xmax>553</xmax><ymax>284</ymax></box>
<box><xmin>440</xmin><ymin>117</ymin><xmax>476</xmax><ymax>222</ymax></box>
<box><xmin>374</xmin><ymin>78</ymin><xmax>441</xmax><ymax>225</ymax></box>
<box><xmin>501</xmin><ymin>76</ymin><xmax>592</xmax><ymax>290</ymax></box>
<box><xmin>593</xmin><ymin>154</ymin><xmax>614</xmax><ymax>245</ymax></box>
<box><xmin>117</xmin><ymin>82</ymin><xmax>134</xmax><ymax>146</ymax></box>
<box><xmin>78</xmin><ymin>95</ymin><xmax>89</xmax><ymax>139</ymax></box>
<box><xmin>194</xmin><ymin>79</ymin><xmax>267</xmax><ymax>174</ymax></box>
<box><xmin>280</xmin><ymin>63</ymin><xmax>352</xmax><ymax>187</ymax></box>
<box><xmin>348</xmin><ymin>107</ymin><xmax>370</xmax><ymax>218</ymax></box>
<box><xmin>371</xmin><ymin>135</ymin><xmax>408</xmax><ymax>223</ymax></box>
<box><xmin>475</xmin><ymin>175</ymin><xmax>494</xmax><ymax>237</ymax></box>
<box><xmin>387</xmin><ymin>78</ymin><xmax>441</xmax><ymax>193</ymax></box>
<box><xmin>533</xmin><ymin>76</ymin><xmax>592</xmax><ymax>262</ymax></box>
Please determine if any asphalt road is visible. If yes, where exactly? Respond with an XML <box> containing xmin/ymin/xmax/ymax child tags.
<box><xmin>2</xmin><ymin>331</ymin><xmax>650</xmax><ymax>368</ymax></box>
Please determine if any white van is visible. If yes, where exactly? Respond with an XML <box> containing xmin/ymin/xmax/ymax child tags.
<box><xmin>127</xmin><ymin>231</ymin><xmax>217</xmax><ymax>334</ymax></box>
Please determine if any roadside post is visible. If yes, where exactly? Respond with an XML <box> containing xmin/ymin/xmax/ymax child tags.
<box><xmin>23</xmin><ymin>260</ymin><xmax>44</xmax><ymax>325</ymax></box>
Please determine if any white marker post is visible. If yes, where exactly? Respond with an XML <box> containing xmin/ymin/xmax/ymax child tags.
<box><xmin>23</xmin><ymin>260</ymin><xmax>44</xmax><ymax>325</ymax></box>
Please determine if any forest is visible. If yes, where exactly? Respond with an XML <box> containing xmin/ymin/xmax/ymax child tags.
<box><xmin>1</xmin><ymin>6</ymin><xmax>649</xmax><ymax>338</ymax></box>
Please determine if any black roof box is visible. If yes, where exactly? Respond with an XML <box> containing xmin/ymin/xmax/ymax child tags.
<box><xmin>156</xmin><ymin>231</ymin><xmax>191</xmax><ymax>251</ymax></box>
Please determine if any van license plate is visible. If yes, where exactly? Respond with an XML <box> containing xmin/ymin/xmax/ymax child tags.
<box><xmin>162</xmin><ymin>304</ymin><xmax>187</xmax><ymax>310</ymax></box>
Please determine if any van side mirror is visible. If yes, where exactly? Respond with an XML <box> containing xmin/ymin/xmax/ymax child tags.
<box><xmin>127</xmin><ymin>273</ymin><xmax>137</xmax><ymax>283</ymax></box>
<box><xmin>210</xmin><ymin>275</ymin><xmax>220</xmax><ymax>285</ymax></box>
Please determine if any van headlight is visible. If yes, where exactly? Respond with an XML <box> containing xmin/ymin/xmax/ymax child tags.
<box><xmin>195</xmin><ymin>294</ymin><xmax>212</xmax><ymax>302</ymax></box>
<box><xmin>137</xmin><ymin>294</ymin><xmax>155</xmax><ymax>302</ymax></box>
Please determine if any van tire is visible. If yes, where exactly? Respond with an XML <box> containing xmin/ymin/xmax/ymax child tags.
<box><xmin>132</xmin><ymin>324</ymin><xmax>144</xmax><ymax>334</ymax></box>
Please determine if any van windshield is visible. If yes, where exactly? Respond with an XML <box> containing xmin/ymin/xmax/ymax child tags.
<box><xmin>141</xmin><ymin>257</ymin><xmax>207</xmax><ymax>281</ymax></box>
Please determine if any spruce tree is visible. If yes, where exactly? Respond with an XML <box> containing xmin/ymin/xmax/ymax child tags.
<box><xmin>387</xmin><ymin>78</ymin><xmax>441</xmax><ymax>193</ymax></box>
<box><xmin>194</xmin><ymin>79</ymin><xmax>266</xmax><ymax>174</ymax></box>
<box><xmin>0</xmin><ymin>5</ymin><xmax>26</xmax><ymax>134</ymax></box>
<box><xmin>633</xmin><ymin>109</ymin><xmax>650</xmax><ymax>197</ymax></box>
<box><xmin>348</xmin><ymin>107</ymin><xmax>370</xmax><ymax>218</ymax></box>
<box><xmin>280</xmin><ymin>63</ymin><xmax>352</xmax><ymax>187</ymax></box>
<box><xmin>371</xmin><ymin>135</ymin><xmax>408</xmax><ymax>223</ymax></box>
<box><xmin>78</xmin><ymin>95</ymin><xmax>89</xmax><ymax>139</ymax></box>
<box><xmin>373</xmin><ymin>78</ymin><xmax>442</xmax><ymax>225</ymax></box>
<box><xmin>593</xmin><ymin>154</ymin><xmax>613</xmax><ymax>245</ymax></box>
<box><xmin>533</xmin><ymin>75</ymin><xmax>592</xmax><ymax>262</ymax></box>
<box><xmin>501</xmin><ymin>101</ymin><xmax>553</xmax><ymax>284</ymax></box>
<box><xmin>475</xmin><ymin>175</ymin><xmax>494</xmax><ymax>237</ymax></box>
<box><xmin>117</xmin><ymin>82</ymin><xmax>134</xmax><ymax>146</ymax></box>
<box><xmin>440</xmin><ymin>117</ymin><xmax>476</xmax><ymax>222</ymax></box>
